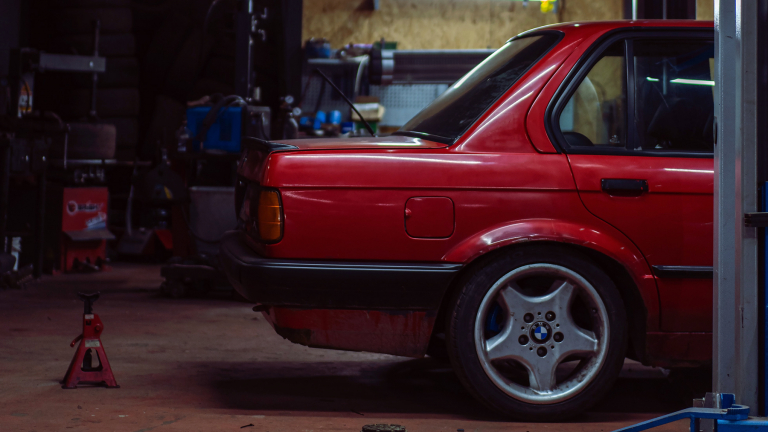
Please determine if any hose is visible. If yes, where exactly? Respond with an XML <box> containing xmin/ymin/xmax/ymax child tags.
<box><xmin>196</xmin><ymin>0</ymin><xmax>226</xmax><ymax>85</ymax></box>
<box><xmin>193</xmin><ymin>94</ymin><xmax>247</xmax><ymax>147</ymax></box>
<box><xmin>125</xmin><ymin>158</ymin><xmax>139</xmax><ymax>236</ymax></box>
<box><xmin>313</xmin><ymin>69</ymin><xmax>375</xmax><ymax>137</ymax></box>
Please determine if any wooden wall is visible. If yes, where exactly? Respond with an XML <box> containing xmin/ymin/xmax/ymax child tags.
<box><xmin>696</xmin><ymin>0</ymin><xmax>713</xmax><ymax>20</ymax></box>
<box><xmin>303</xmin><ymin>0</ymin><xmax>624</xmax><ymax>50</ymax></box>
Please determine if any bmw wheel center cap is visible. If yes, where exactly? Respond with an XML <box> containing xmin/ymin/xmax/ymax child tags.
<box><xmin>530</xmin><ymin>321</ymin><xmax>552</xmax><ymax>343</ymax></box>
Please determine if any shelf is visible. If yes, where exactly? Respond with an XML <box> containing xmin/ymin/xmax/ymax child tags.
<box><xmin>307</xmin><ymin>56</ymin><xmax>368</xmax><ymax>66</ymax></box>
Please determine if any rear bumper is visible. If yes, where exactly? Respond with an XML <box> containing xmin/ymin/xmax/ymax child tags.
<box><xmin>219</xmin><ymin>230</ymin><xmax>462</xmax><ymax>310</ymax></box>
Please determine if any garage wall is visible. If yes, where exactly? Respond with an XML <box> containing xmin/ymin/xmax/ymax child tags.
<box><xmin>0</xmin><ymin>0</ymin><xmax>22</xmax><ymax>77</ymax></box>
<box><xmin>696</xmin><ymin>0</ymin><xmax>713</xmax><ymax>20</ymax></box>
<box><xmin>303</xmin><ymin>0</ymin><xmax>623</xmax><ymax>50</ymax></box>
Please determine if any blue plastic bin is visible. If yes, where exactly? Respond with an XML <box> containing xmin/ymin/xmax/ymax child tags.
<box><xmin>186</xmin><ymin>106</ymin><xmax>242</xmax><ymax>153</ymax></box>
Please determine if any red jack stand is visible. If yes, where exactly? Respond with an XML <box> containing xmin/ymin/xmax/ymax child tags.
<box><xmin>62</xmin><ymin>292</ymin><xmax>119</xmax><ymax>389</ymax></box>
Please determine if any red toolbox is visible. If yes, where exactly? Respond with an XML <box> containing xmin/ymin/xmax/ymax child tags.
<box><xmin>48</xmin><ymin>186</ymin><xmax>115</xmax><ymax>272</ymax></box>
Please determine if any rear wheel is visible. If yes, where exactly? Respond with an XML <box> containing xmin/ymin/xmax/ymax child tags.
<box><xmin>446</xmin><ymin>246</ymin><xmax>627</xmax><ymax>421</ymax></box>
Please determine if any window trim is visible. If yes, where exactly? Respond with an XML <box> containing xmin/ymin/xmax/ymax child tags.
<box><xmin>393</xmin><ymin>30</ymin><xmax>565</xmax><ymax>146</ymax></box>
<box><xmin>544</xmin><ymin>28</ymin><xmax>715</xmax><ymax>158</ymax></box>
<box><xmin>625</xmin><ymin>38</ymin><xmax>636</xmax><ymax>153</ymax></box>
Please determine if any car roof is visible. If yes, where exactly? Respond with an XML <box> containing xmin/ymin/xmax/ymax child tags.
<box><xmin>518</xmin><ymin>19</ymin><xmax>714</xmax><ymax>38</ymax></box>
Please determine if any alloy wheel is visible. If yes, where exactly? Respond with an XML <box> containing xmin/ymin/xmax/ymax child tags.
<box><xmin>473</xmin><ymin>263</ymin><xmax>610</xmax><ymax>404</ymax></box>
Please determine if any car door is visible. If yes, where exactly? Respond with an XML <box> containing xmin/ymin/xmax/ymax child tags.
<box><xmin>550</xmin><ymin>31</ymin><xmax>715</xmax><ymax>332</ymax></box>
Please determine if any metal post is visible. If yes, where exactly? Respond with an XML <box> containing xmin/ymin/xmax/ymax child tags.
<box><xmin>0</xmin><ymin>137</ymin><xmax>10</xmax><ymax>248</ymax></box>
<box><xmin>234</xmin><ymin>0</ymin><xmax>253</xmax><ymax>98</ymax></box>
<box><xmin>89</xmin><ymin>20</ymin><xmax>100</xmax><ymax>119</ymax></box>
<box><xmin>714</xmin><ymin>0</ymin><xmax>760</xmax><ymax>411</ymax></box>
<box><xmin>759</xmin><ymin>0</ymin><xmax>768</xmax><ymax>417</ymax></box>
<box><xmin>34</xmin><ymin>151</ymin><xmax>46</xmax><ymax>278</ymax></box>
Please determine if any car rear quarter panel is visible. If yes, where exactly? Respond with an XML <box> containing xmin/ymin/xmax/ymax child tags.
<box><xmin>253</xmin><ymin>149</ymin><xmax>659</xmax><ymax>332</ymax></box>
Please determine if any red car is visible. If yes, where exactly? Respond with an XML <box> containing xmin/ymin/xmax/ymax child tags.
<box><xmin>221</xmin><ymin>20</ymin><xmax>715</xmax><ymax>420</ymax></box>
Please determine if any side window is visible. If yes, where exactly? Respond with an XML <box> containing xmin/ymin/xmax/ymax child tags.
<box><xmin>558</xmin><ymin>41</ymin><xmax>627</xmax><ymax>148</ymax></box>
<box><xmin>634</xmin><ymin>39</ymin><xmax>714</xmax><ymax>152</ymax></box>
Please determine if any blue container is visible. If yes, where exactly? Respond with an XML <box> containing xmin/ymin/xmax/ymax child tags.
<box><xmin>329</xmin><ymin>110</ymin><xmax>342</xmax><ymax>125</ymax></box>
<box><xmin>313</xmin><ymin>111</ymin><xmax>326</xmax><ymax>130</ymax></box>
<box><xmin>186</xmin><ymin>106</ymin><xmax>242</xmax><ymax>153</ymax></box>
<box><xmin>341</xmin><ymin>121</ymin><xmax>355</xmax><ymax>135</ymax></box>
<box><xmin>305</xmin><ymin>39</ymin><xmax>332</xmax><ymax>59</ymax></box>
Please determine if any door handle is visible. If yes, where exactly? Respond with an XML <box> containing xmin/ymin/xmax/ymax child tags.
<box><xmin>601</xmin><ymin>179</ymin><xmax>648</xmax><ymax>196</ymax></box>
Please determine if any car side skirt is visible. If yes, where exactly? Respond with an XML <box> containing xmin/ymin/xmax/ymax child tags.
<box><xmin>644</xmin><ymin>332</ymin><xmax>712</xmax><ymax>368</ymax></box>
<box><xmin>262</xmin><ymin>307</ymin><xmax>436</xmax><ymax>358</ymax></box>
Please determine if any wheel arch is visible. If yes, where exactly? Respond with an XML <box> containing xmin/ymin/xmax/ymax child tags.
<box><xmin>435</xmin><ymin>223</ymin><xmax>655</xmax><ymax>362</ymax></box>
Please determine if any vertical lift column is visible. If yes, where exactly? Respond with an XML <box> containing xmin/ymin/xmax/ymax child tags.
<box><xmin>712</xmin><ymin>0</ymin><xmax>760</xmax><ymax>412</ymax></box>
<box><xmin>757</xmin><ymin>0</ymin><xmax>768</xmax><ymax>417</ymax></box>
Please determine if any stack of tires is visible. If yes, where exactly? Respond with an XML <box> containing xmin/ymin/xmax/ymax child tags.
<box><xmin>33</xmin><ymin>0</ymin><xmax>140</xmax><ymax>160</ymax></box>
<box><xmin>32</xmin><ymin>0</ymin><xmax>238</xmax><ymax>161</ymax></box>
<box><xmin>139</xmin><ymin>0</ymin><xmax>237</xmax><ymax>160</ymax></box>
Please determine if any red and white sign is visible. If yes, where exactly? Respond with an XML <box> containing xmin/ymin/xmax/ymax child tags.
<box><xmin>61</xmin><ymin>188</ymin><xmax>109</xmax><ymax>232</ymax></box>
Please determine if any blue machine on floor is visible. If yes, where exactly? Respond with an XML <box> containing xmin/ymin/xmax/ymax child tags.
<box><xmin>613</xmin><ymin>393</ymin><xmax>754</xmax><ymax>432</ymax></box>
<box><xmin>609</xmin><ymin>196</ymin><xmax>768</xmax><ymax>432</ymax></box>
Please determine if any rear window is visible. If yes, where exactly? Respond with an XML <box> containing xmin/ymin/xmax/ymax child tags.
<box><xmin>394</xmin><ymin>33</ymin><xmax>561</xmax><ymax>144</ymax></box>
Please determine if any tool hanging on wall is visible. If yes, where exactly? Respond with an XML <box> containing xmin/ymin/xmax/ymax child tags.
<box><xmin>62</xmin><ymin>292</ymin><xmax>119</xmax><ymax>389</ymax></box>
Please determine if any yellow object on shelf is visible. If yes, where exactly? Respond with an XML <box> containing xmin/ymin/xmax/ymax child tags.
<box><xmin>351</xmin><ymin>103</ymin><xmax>386</xmax><ymax>122</ymax></box>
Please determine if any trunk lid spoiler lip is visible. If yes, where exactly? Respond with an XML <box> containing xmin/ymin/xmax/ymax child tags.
<box><xmin>241</xmin><ymin>135</ymin><xmax>448</xmax><ymax>154</ymax></box>
<box><xmin>242</xmin><ymin>137</ymin><xmax>299</xmax><ymax>153</ymax></box>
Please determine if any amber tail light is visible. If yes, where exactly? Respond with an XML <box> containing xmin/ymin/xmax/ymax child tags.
<box><xmin>243</xmin><ymin>186</ymin><xmax>283</xmax><ymax>243</ymax></box>
<box><xmin>257</xmin><ymin>189</ymin><xmax>283</xmax><ymax>242</ymax></box>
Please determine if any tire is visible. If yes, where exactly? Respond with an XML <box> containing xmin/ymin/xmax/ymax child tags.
<box><xmin>39</xmin><ymin>0</ymin><xmax>131</xmax><ymax>7</ymax></box>
<box><xmin>66</xmin><ymin>57</ymin><xmax>140</xmax><ymax>88</ymax></box>
<box><xmin>54</xmin><ymin>8</ymin><xmax>133</xmax><ymax>36</ymax></box>
<box><xmin>446</xmin><ymin>245</ymin><xmax>627</xmax><ymax>421</ymax></box>
<box><xmin>97</xmin><ymin>58</ymin><xmax>140</xmax><ymax>88</ymax></box>
<box><xmin>50</xmin><ymin>122</ymin><xmax>117</xmax><ymax>159</ymax></box>
<box><xmin>162</xmin><ymin>28</ymin><xmax>209</xmax><ymax>101</ymax></box>
<box><xmin>114</xmin><ymin>146</ymin><xmax>136</xmax><ymax>161</ymax></box>
<box><xmin>142</xmin><ymin>14</ymin><xmax>194</xmax><ymax>89</ymax></box>
<box><xmin>101</xmin><ymin>117</ymin><xmax>138</xmax><ymax>148</ymax></box>
<box><xmin>51</xmin><ymin>33</ymin><xmax>136</xmax><ymax>56</ymax></box>
<box><xmin>211</xmin><ymin>34</ymin><xmax>236</xmax><ymax>59</ymax></box>
<box><xmin>189</xmin><ymin>78</ymin><xmax>234</xmax><ymax>101</ymax></box>
<box><xmin>55</xmin><ymin>88</ymin><xmax>140</xmax><ymax>119</ymax></box>
<box><xmin>142</xmin><ymin>94</ymin><xmax>186</xmax><ymax>159</ymax></box>
<box><xmin>199</xmin><ymin>56</ymin><xmax>235</xmax><ymax>85</ymax></box>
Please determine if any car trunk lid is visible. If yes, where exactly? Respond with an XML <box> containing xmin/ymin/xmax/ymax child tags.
<box><xmin>271</xmin><ymin>135</ymin><xmax>448</xmax><ymax>151</ymax></box>
<box><xmin>235</xmin><ymin>135</ymin><xmax>447</xmax><ymax>214</ymax></box>
<box><xmin>238</xmin><ymin>134</ymin><xmax>447</xmax><ymax>183</ymax></box>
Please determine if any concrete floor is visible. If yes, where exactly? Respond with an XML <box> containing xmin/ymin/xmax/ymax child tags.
<box><xmin>1</xmin><ymin>263</ymin><xmax>707</xmax><ymax>432</ymax></box>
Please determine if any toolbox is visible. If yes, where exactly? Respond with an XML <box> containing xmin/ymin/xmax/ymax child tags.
<box><xmin>47</xmin><ymin>186</ymin><xmax>115</xmax><ymax>272</ymax></box>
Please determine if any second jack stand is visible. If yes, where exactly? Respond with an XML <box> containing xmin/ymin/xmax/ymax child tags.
<box><xmin>62</xmin><ymin>292</ymin><xmax>119</xmax><ymax>389</ymax></box>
